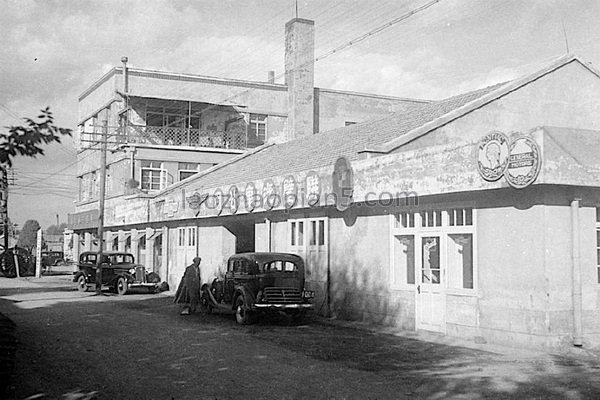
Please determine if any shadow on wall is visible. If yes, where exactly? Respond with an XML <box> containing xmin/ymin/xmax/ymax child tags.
<box><xmin>328</xmin><ymin>236</ymin><xmax>414</xmax><ymax>330</ymax></box>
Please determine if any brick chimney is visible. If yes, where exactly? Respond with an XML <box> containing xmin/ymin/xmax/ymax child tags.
<box><xmin>285</xmin><ymin>18</ymin><xmax>314</xmax><ymax>140</ymax></box>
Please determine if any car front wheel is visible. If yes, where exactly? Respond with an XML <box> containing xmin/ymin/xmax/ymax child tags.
<box><xmin>235</xmin><ymin>296</ymin><xmax>254</xmax><ymax>325</ymax></box>
<box><xmin>76</xmin><ymin>275</ymin><xmax>89</xmax><ymax>292</ymax></box>
<box><xmin>116</xmin><ymin>277</ymin><xmax>129</xmax><ymax>295</ymax></box>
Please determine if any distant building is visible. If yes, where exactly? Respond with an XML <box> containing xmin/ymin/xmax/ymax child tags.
<box><xmin>69</xmin><ymin>18</ymin><xmax>428</xmax><ymax>238</ymax></box>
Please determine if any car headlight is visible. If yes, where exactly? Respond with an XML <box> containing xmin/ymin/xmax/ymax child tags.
<box><xmin>128</xmin><ymin>268</ymin><xmax>136</xmax><ymax>274</ymax></box>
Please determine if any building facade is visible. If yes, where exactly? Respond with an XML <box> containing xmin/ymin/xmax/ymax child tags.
<box><xmin>69</xmin><ymin>54</ymin><xmax>600</xmax><ymax>349</ymax></box>
<box><xmin>70</xmin><ymin>17</ymin><xmax>427</xmax><ymax>246</ymax></box>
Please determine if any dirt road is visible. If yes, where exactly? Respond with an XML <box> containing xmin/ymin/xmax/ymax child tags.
<box><xmin>1</xmin><ymin>276</ymin><xmax>600</xmax><ymax>399</ymax></box>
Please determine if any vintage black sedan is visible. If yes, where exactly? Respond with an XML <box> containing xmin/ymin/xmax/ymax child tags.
<box><xmin>73</xmin><ymin>251</ymin><xmax>157</xmax><ymax>295</ymax></box>
<box><xmin>202</xmin><ymin>252</ymin><xmax>314</xmax><ymax>324</ymax></box>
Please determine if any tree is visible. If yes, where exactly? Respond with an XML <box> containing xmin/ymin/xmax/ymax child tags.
<box><xmin>1</xmin><ymin>107</ymin><xmax>72</xmax><ymax>167</ymax></box>
<box><xmin>17</xmin><ymin>219</ymin><xmax>41</xmax><ymax>252</ymax></box>
<box><xmin>46</xmin><ymin>223</ymin><xmax>68</xmax><ymax>235</ymax></box>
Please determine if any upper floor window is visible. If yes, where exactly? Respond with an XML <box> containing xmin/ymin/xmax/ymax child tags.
<box><xmin>248</xmin><ymin>114</ymin><xmax>267</xmax><ymax>147</ymax></box>
<box><xmin>146</xmin><ymin>105</ymin><xmax>200</xmax><ymax>129</ymax></box>
<box><xmin>178</xmin><ymin>162</ymin><xmax>199</xmax><ymax>181</ymax></box>
<box><xmin>140</xmin><ymin>160</ymin><xmax>164</xmax><ymax>191</ymax></box>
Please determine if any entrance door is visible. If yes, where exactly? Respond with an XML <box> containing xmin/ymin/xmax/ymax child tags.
<box><xmin>305</xmin><ymin>218</ymin><xmax>328</xmax><ymax>315</ymax></box>
<box><xmin>416</xmin><ymin>235</ymin><xmax>445</xmax><ymax>332</ymax></box>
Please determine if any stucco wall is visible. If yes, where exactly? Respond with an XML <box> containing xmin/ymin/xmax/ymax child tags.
<box><xmin>78</xmin><ymin>71</ymin><xmax>119</xmax><ymax>122</ymax></box>
<box><xmin>317</xmin><ymin>90</ymin><xmax>427</xmax><ymax>133</ymax></box>
<box><xmin>328</xmin><ymin>214</ymin><xmax>393</xmax><ymax>323</ymax></box>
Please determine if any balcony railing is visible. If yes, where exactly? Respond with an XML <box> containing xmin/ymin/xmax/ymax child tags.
<box><xmin>116</xmin><ymin>125</ymin><xmax>263</xmax><ymax>150</ymax></box>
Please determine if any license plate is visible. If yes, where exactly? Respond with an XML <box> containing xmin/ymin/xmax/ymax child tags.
<box><xmin>302</xmin><ymin>290</ymin><xmax>315</xmax><ymax>298</ymax></box>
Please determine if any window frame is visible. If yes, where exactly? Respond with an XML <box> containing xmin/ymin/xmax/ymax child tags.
<box><xmin>248</xmin><ymin>113</ymin><xmax>267</xmax><ymax>146</ymax></box>
<box><xmin>389</xmin><ymin>205</ymin><xmax>477</xmax><ymax>294</ymax></box>
<box><xmin>178</xmin><ymin>162</ymin><xmax>199</xmax><ymax>181</ymax></box>
<box><xmin>140</xmin><ymin>160</ymin><xmax>164</xmax><ymax>191</ymax></box>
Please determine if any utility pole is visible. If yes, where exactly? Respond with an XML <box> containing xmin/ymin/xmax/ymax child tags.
<box><xmin>95</xmin><ymin>120</ymin><xmax>108</xmax><ymax>294</ymax></box>
<box><xmin>0</xmin><ymin>166</ymin><xmax>8</xmax><ymax>250</ymax></box>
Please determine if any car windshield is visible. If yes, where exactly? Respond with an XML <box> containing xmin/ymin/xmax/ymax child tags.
<box><xmin>263</xmin><ymin>260</ymin><xmax>298</xmax><ymax>272</ymax></box>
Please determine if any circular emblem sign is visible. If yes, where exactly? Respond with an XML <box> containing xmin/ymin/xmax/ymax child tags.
<box><xmin>282</xmin><ymin>175</ymin><xmax>297</xmax><ymax>209</ymax></box>
<box><xmin>228</xmin><ymin>185</ymin><xmax>239</xmax><ymax>214</ymax></box>
<box><xmin>262</xmin><ymin>179</ymin><xmax>278</xmax><ymax>210</ymax></box>
<box><xmin>477</xmin><ymin>131</ymin><xmax>510</xmax><ymax>182</ymax></box>
<box><xmin>244</xmin><ymin>182</ymin><xmax>257</xmax><ymax>212</ymax></box>
<box><xmin>505</xmin><ymin>136</ymin><xmax>541</xmax><ymax>189</ymax></box>
<box><xmin>213</xmin><ymin>188</ymin><xmax>224</xmax><ymax>215</ymax></box>
<box><xmin>332</xmin><ymin>157</ymin><xmax>354</xmax><ymax>212</ymax></box>
<box><xmin>305</xmin><ymin>171</ymin><xmax>321</xmax><ymax>207</ymax></box>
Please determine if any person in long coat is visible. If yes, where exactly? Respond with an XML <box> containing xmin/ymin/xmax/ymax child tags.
<box><xmin>174</xmin><ymin>257</ymin><xmax>202</xmax><ymax>315</ymax></box>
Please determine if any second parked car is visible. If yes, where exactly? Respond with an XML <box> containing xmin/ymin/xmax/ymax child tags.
<box><xmin>73</xmin><ymin>251</ymin><xmax>158</xmax><ymax>295</ymax></box>
<box><xmin>202</xmin><ymin>252</ymin><xmax>315</xmax><ymax>324</ymax></box>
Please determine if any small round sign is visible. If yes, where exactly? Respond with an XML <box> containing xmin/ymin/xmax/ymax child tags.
<box><xmin>477</xmin><ymin>131</ymin><xmax>510</xmax><ymax>182</ymax></box>
<box><xmin>305</xmin><ymin>171</ymin><xmax>321</xmax><ymax>207</ymax></box>
<box><xmin>244</xmin><ymin>182</ymin><xmax>257</xmax><ymax>212</ymax></box>
<box><xmin>262</xmin><ymin>179</ymin><xmax>278</xmax><ymax>210</ymax></box>
<box><xmin>228</xmin><ymin>185</ymin><xmax>239</xmax><ymax>214</ymax></box>
<box><xmin>213</xmin><ymin>188</ymin><xmax>224</xmax><ymax>215</ymax></box>
<box><xmin>505</xmin><ymin>136</ymin><xmax>541</xmax><ymax>189</ymax></box>
<box><xmin>282</xmin><ymin>175</ymin><xmax>297</xmax><ymax>209</ymax></box>
<box><xmin>332</xmin><ymin>157</ymin><xmax>354</xmax><ymax>212</ymax></box>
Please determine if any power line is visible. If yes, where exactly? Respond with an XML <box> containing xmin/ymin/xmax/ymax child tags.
<box><xmin>315</xmin><ymin>0</ymin><xmax>444</xmax><ymax>63</ymax></box>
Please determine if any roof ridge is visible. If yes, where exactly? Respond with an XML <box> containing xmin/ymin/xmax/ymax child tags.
<box><xmin>365</xmin><ymin>54</ymin><xmax>590</xmax><ymax>154</ymax></box>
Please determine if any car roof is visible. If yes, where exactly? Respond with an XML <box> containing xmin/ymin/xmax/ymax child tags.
<box><xmin>80</xmin><ymin>251</ymin><xmax>133</xmax><ymax>256</ymax></box>
<box><xmin>228</xmin><ymin>252</ymin><xmax>303</xmax><ymax>264</ymax></box>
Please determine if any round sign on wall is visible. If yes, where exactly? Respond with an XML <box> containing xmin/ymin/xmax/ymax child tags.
<box><xmin>332</xmin><ymin>157</ymin><xmax>354</xmax><ymax>212</ymax></box>
<box><xmin>305</xmin><ymin>171</ymin><xmax>321</xmax><ymax>207</ymax></box>
<box><xmin>262</xmin><ymin>179</ymin><xmax>278</xmax><ymax>210</ymax></box>
<box><xmin>228</xmin><ymin>185</ymin><xmax>239</xmax><ymax>214</ymax></box>
<box><xmin>282</xmin><ymin>175</ymin><xmax>297</xmax><ymax>209</ymax></box>
<box><xmin>504</xmin><ymin>136</ymin><xmax>541</xmax><ymax>189</ymax></box>
<box><xmin>244</xmin><ymin>182</ymin><xmax>257</xmax><ymax>212</ymax></box>
<box><xmin>213</xmin><ymin>188</ymin><xmax>224</xmax><ymax>215</ymax></box>
<box><xmin>476</xmin><ymin>131</ymin><xmax>510</xmax><ymax>182</ymax></box>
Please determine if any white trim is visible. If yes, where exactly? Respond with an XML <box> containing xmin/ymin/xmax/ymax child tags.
<box><xmin>389</xmin><ymin>207</ymin><xmax>478</xmax><ymax>294</ymax></box>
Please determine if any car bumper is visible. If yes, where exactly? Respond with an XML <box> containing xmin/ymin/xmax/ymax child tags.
<box><xmin>253</xmin><ymin>303</ymin><xmax>313</xmax><ymax>310</ymax></box>
<box><xmin>129</xmin><ymin>283</ymin><xmax>158</xmax><ymax>289</ymax></box>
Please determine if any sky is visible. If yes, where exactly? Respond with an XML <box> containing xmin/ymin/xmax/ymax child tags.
<box><xmin>1</xmin><ymin>0</ymin><xmax>600</xmax><ymax>229</ymax></box>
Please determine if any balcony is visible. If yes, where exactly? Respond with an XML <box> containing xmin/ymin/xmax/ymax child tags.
<box><xmin>117</xmin><ymin>125</ymin><xmax>264</xmax><ymax>150</ymax></box>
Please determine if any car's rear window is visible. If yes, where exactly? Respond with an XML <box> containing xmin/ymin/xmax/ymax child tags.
<box><xmin>107</xmin><ymin>254</ymin><xmax>134</xmax><ymax>264</ymax></box>
<box><xmin>263</xmin><ymin>260</ymin><xmax>297</xmax><ymax>272</ymax></box>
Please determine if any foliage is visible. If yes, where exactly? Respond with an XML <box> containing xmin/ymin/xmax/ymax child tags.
<box><xmin>17</xmin><ymin>219</ymin><xmax>41</xmax><ymax>251</ymax></box>
<box><xmin>46</xmin><ymin>223</ymin><xmax>68</xmax><ymax>235</ymax></box>
<box><xmin>0</xmin><ymin>107</ymin><xmax>72</xmax><ymax>167</ymax></box>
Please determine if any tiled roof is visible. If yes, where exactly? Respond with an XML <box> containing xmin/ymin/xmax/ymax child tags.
<box><xmin>168</xmin><ymin>54</ymin><xmax>598</xmax><ymax>193</ymax></box>
<box><xmin>174</xmin><ymin>81</ymin><xmax>506</xmax><ymax>191</ymax></box>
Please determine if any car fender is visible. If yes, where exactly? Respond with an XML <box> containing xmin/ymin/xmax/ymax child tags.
<box><xmin>73</xmin><ymin>271</ymin><xmax>87</xmax><ymax>282</ymax></box>
<box><xmin>233</xmin><ymin>286</ymin><xmax>256</xmax><ymax>311</ymax></box>
<box><xmin>111</xmin><ymin>272</ymin><xmax>133</xmax><ymax>285</ymax></box>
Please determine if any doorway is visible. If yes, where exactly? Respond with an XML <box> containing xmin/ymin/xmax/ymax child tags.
<box><xmin>416</xmin><ymin>235</ymin><xmax>446</xmax><ymax>333</ymax></box>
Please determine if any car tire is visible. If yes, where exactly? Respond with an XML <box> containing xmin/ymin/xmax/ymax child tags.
<box><xmin>235</xmin><ymin>296</ymin><xmax>254</xmax><ymax>325</ymax></box>
<box><xmin>116</xmin><ymin>277</ymin><xmax>129</xmax><ymax>295</ymax></box>
<box><xmin>200</xmin><ymin>287</ymin><xmax>213</xmax><ymax>314</ymax></box>
<box><xmin>76</xmin><ymin>275</ymin><xmax>89</xmax><ymax>292</ymax></box>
